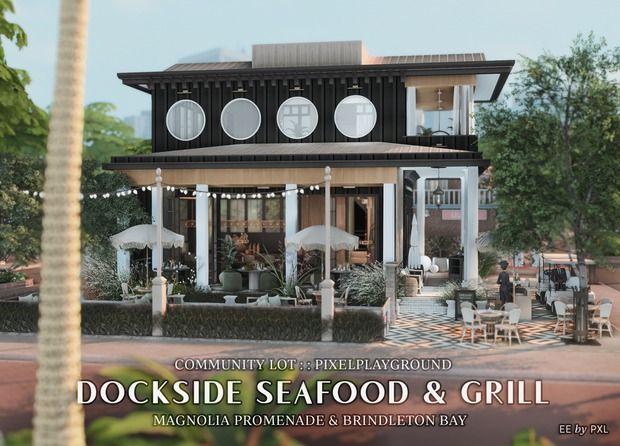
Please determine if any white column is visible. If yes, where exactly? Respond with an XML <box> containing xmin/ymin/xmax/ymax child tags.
<box><xmin>321</xmin><ymin>167</ymin><xmax>334</xmax><ymax>342</ymax></box>
<box><xmin>151</xmin><ymin>168</ymin><xmax>167</xmax><ymax>335</ymax></box>
<box><xmin>116</xmin><ymin>249</ymin><xmax>131</xmax><ymax>280</ymax></box>
<box><xmin>383</xmin><ymin>183</ymin><xmax>396</xmax><ymax>262</ymax></box>
<box><xmin>463</xmin><ymin>166</ymin><xmax>479</xmax><ymax>287</ymax></box>
<box><xmin>196</xmin><ymin>184</ymin><xmax>210</xmax><ymax>290</ymax></box>
<box><xmin>150</xmin><ymin>186</ymin><xmax>159</xmax><ymax>272</ymax></box>
<box><xmin>415</xmin><ymin>177</ymin><xmax>426</xmax><ymax>259</ymax></box>
<box><xmin>285</xmin><ymin>183</ymin><xmax>298</xmax><ymax>282</ymax></box>
<box><xmin>406</xmin><ymin>87</ymin><xmax>417</xmax><ymax>136</ymax></box>
<box><xmin>460</xmin><ymin>175</ymin><xmax>466</xmax><ymax>250</ymax></box>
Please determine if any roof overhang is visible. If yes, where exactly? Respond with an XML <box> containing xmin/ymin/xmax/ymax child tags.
<box><xmin>118</xmin><ymin>60</ymin><xmax>514</xmax><ymax>102</ymax></box>
<box><xmin>105</xmin><ymin>142</ymin><xmax>490</xmax><ymax>173</ymax></box>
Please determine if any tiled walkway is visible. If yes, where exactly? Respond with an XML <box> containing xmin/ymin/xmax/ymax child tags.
<box><xmin>385</xmin><ymin>301</ymin><xmax>564</xmax><ymax>350</ymax></box>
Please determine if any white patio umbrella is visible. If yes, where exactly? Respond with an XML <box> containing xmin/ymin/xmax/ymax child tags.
<box><xmin>285</xmin><ymin>225</ymin><xmax>359</xmax><ymax>252</ymax></box>
<box><xmin>407</xmin><ymin>214</ymin><xmax>420</xmax><ymax>269</ymax></box>
<box><xmin>109</xmin><ymin>224</ymin><xmax>184</xmax><ymax>282</ymax></box>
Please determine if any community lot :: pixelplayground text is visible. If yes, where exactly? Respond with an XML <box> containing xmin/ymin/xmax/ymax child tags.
<box><xmin>76</xmin><ymin>357</ymin><xmax>550</xmax><ymax>427</ymax></box>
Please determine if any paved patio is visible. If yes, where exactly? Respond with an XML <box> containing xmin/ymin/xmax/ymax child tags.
<box><xmin>385</xmin><ymin>301</ymin><xmax>562</xmax><ymax>350</ymax></box>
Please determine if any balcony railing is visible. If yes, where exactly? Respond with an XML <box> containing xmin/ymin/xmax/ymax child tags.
<box><xmin>414</xmin><ymin>189</ymin><xmax>496</xmax><ymax>207</ymax></box>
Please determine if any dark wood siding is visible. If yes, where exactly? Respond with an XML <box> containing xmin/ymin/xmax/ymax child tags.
<box><xmin>152</xmin><ymin>74</ymin><xmax>409</xmax><ymax>152</ymax></box>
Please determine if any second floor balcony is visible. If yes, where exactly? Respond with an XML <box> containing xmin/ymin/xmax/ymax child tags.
<box><xmin>414</xmin><ymin>188</ymin><xmax>496</xmax><ymax>208</ymax></box>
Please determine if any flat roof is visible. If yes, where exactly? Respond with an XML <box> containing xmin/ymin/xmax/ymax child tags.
<box><xmin>106</xmin><ymin>142</ymin><xmax>490</xmax><ymax>172</ymax></box>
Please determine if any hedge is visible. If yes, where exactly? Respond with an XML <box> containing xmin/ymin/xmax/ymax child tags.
<box><xmin>0</xmin><ymin>301</ymin><xmax>151</xmax><ymax>336</ymax></box>
<box><xmin>164</xmin><ymin>305</ymin><xmax>322</xmax><ymax>341</ymax></box>
<box><xmin>0</xmin><ymin>301</ymin><xmax>385</xmax><ymax>342</ymax></box>
<box><xmin>0</xmin><ymin>302</ymin><xmax>39</xmax><ymax>333</ymax></box>
<box><xmin>81</xmin><ymin>303</ymin><xmax>151</xmax><ymax>336</ymax></box>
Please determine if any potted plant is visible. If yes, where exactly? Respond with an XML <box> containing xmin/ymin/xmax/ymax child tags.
<box><xmin>440</xmin><ymin>281</ymin><xmax>460</xmax><ymax>318</ymax></box>
<box><xmin>219</xmin><ymin>235</ymin><xmax>242</xmax><ymax>292</ymax></box>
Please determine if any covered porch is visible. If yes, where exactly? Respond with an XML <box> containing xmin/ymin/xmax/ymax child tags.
<box><xmin>105</xmin><ymin>142</ymin><xmax>487</xmax><ymax>290</ymax></box>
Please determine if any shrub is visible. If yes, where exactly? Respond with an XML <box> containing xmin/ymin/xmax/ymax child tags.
<box><xmin>163</xmin><ymin>305</ymin><xmax>322</xmax><ymax>341</ymax></box>
<box><xmin>333</xmin><ymin>310</ymin><xmax>384</xmax><ymax>342</ymax></box>
<box><xmin>0</xmin><ymin>270</ymin><xmax>27</xmax><ymax>284</ymax></box>
<box><xmin>478</xmin><ymin>250</ymin><xmax>499</xmax><ymax>278</ymax></box>
<box><xmin>0</xmin><ymin>302</ymin><xmax>151</xmax><ymax>335</ymax></box>
<box><xmin>81</xmin><ymin>302</ymin><xmax>152</xmax><ymax>336</ymax></box>
<box><xmin>0</xmin><ymin>301</ymin><xmax>385</xmax><ymax>343</ymax></box>
<box><xmin>339</xmin><ymin>262</ymin><xmax>405</xmax><ymax>306</ymax></box>
<box><xmin>0</xmin><ymin>302</ymin><xmax>38</xmax><ymax>332</ymax></box>
<box><xmin>81</xmin><ymin>245</ymin><xmax>143</xmax><ymax>300</ymax></box>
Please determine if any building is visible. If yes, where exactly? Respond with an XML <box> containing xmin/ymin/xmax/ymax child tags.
<box><xmin>106</xmin><ymin>41</ymin><xmax>513</xmax><ymax>289</ymax></box>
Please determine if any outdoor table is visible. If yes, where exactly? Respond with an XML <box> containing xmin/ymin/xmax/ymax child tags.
<box><xmin>309</xmin><ymin>289</ymin><xmax>322</xmax><ymax>305</ymax></box>
<box><xmin>238</xmin><ymin>268</ymin><xmax>265</xmax><ymax>291</ymax></box>
<box><xmin>163</xmin><ymin>265</ymin><xmax>189</xmax><ymax>282</ymax></box>
<box><xmin>476</xmin><ymin>309</ymin><xmax>507</xmax><ymax>336</ymax></box>
<box><xmin>223</xmin><ymin>295</ymin><xmax>238</xmax><ymax>305</ymax></box>
<box><xmin>566</xmin><ymin>303</ymin><xmax>599</xmax><ymax>314</ymax></box>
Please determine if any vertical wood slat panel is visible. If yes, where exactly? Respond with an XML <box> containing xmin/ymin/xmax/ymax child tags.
<box><xmin>151</xmin><ymin>73</ymin><xmax>409</xmax><ymax>151</ymax></box>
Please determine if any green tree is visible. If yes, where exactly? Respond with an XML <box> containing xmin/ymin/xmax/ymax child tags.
<box><xmin>478</xmin><ymin>34</ymin><xmax>620</xmax><ymax>342</ymax></box>
<box><xmin>0</xmin><ymin>0</ymin><xmax>48</xmax><ymax>156</ymax></box>
<box><xmin>0</xmin><ymin>153</ymin><xmax>43</xmax><ymax>266</ymax></box>
<box><xmin>83</xmin><ymin>102</ymin><xmax>140</xmax><ymax>161</ymax></box>
<box><xmin>81</xmin><ymin>159</ymin><xmax>149</xmax><ymax>249</ymax></box>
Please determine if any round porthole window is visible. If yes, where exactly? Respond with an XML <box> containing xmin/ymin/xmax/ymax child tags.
<box><xmin>165</xmin><ymin>99</ymin><xmax>206</xmax><ymax>141</ymax></box>
<box><xmin>220</xmin><ymin>98</ymin><xmax>261</xmax><ymax>140</ymax></box>
<box><xmin>334</xmin><ymin>95</ymin><xmax>377</xmax><ymax>139</ymax></box>
<box><xmin>277</xmin><ymin>97</ymin><xmax>319</xmax><ymax>139</ymax></box>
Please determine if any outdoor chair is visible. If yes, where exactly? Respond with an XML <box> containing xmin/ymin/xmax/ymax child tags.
<box><xmin>167</xmin><ymin>282</ymin><xmax>185</xmax><ymax>304</ymax></box>
<box><xmin>334</xmin><ymin>286</ymin><xmax>349</xmax><ymax>306</ymax></box>
<box><xmin>295</xmin><ymin>286</ymin><xmax>313</xmax><ymax>305</ymax></box>
<box><xmin>590</xmin><ymin>303</ymin><xmax>613</xmax><ymax>338</ymax></box>
<box><xmin>553</xmin><ymin>301</ymin><xmax>571</xmax><ymax>335</ymax></box>
<box><xmin>460</xmin><ymin>301</ymin><xmax>475</xmax><ymax>311</ymax></box>
<box><xmin>494</xmin><ymin>308</ymin><xmax>522</xmax><ymax>346</ymax></box>
<box><xmin>460</xmin><ymin>308</ymin><xmax>487</xmax><ymax>344</ymax></box>
<box><xmin>135</xmin><ymin>293</ymin><xmax>151</xmax><ymax>304</ymax></box>
<box><xmin>247</xmin><ymin>294</ymin><xmax>269</xmax><ymax>306</ymax></box>
<box><xmin>121</xmin><ymin>283</ymin><xmax>137</xmax><ymax>303</ymax></box>
<box><xmin>596</xmin><ymin>298</ymin><xmax>612</xmax><ymax>305</ymax></box>
<box><xmin>501</xmin><ymin>303</ymin><xmax>519</xmax><ymax>312</ymax></box>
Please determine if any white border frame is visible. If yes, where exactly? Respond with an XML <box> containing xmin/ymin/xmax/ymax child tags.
<box><xmin>276</xmin><ymin>96</ymin><xmax>319</xmax><ymax>140</ymax></box>
<box><xmin>165</xmin><ymin>99</ymin><xmax>206</xmax><ymax>142</ymax></box>
<box><xmin>334</xmin><ymin>94</ymin><xmax>377</xmax><ymax>139</ymax></box>
<box><xmin>220</xmin><ymin>98</ymin><xmax>262</xmax><ymax>141</ymax></box>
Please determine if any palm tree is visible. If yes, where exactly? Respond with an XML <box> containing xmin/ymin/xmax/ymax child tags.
<box><xmin>32</xmin><ymin>0</ymin><xmax>89</xmax><ymax>444</ymax></box>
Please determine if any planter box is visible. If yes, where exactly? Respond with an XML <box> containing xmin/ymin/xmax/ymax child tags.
<box><xmin>0</xmin><ymin>279</ymin><xmax>37</xmax><ymax>299</ymax></box>
<box><xmin>0</xmin><ymin>279</ymin><xmax>34</xmax><ymax>290</ymax></box>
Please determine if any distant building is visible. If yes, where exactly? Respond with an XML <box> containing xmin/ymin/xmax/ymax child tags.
<box><xmin>123</xmin><ymin>110</ymin><xmax>151</xmax><ymax>139</ymax></box>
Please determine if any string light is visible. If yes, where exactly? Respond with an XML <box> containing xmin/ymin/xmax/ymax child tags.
<box><xmin>18</xmin><ymin>181</ymin><xmax>326</xmax><ymax>202</ymax></box>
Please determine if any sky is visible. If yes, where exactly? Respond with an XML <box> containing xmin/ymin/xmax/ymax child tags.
<box><xmin>5</xmin><ymin>0</ymin><xmax>620</xmax><ymax>119</ymax></box>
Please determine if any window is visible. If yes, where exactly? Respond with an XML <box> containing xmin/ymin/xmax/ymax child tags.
<box><xmin>229</xmin><ymin>199</ymin><xmax>246</xmax><ymax>232</ymax></box>
<box><xmin>165</xmin><ymin>99</ymin><xmax>206</xmax><ymax>141</ymax></box>
<box><xmin>334</xmin><ymin>95</ymin><xmax>377</xmax><ymax>139</ymax></box>
<box><xmin>277</xmin><ymin>97</ymin><xmax>318</xmax><ymax>139</ymax></box>
<box><xmin>220</xmin><ymin>98</ymin><xmax>261</xmax><ymax>140</ymax></box>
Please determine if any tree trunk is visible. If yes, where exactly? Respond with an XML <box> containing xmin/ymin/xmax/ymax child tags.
<box><xmin>32</xmin><ymin>1</ymin><xmax>89</xmax><ymax>445</ymax></box>
<box><xmin>573</xmin><ymin>252</ymin><xmax>589</xmax><ymax>344</ymax></box>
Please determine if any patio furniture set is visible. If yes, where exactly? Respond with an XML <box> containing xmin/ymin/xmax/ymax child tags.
<box><xmin>553</xmin><ymin>298</ymin><xmax>614</xmax><ymax>338</ymax></box>
<box><xmin>460</xmin><ymin>302</ymin><xmax>522</xmax><ymax>346</ymax></box>
<box><xmin>120</xmin><ymin>282</ymin><xmax>185</xmax><ymax>305</ymax></box>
